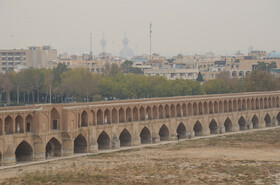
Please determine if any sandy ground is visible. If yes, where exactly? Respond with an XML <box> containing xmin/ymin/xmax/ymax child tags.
<box><xmin>1</xmin><ymin>128</ymin><xmax>280</xmax><ymax>184</ymax></box>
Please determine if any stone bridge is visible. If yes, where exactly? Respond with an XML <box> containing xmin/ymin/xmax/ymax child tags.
<box><xmin>0</xmin><ymin>91</ymin><xmax>280</xmax><ymax>166</ymax></box>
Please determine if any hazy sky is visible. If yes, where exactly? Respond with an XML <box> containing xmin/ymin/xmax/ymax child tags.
<box><xmin>0</xmin><ymin>0</ymin><xmax>279</xmax><ymax>56</ymax></box>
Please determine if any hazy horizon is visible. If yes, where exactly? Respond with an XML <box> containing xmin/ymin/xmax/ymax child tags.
<box><xmin>0</xmin><ymin>0</ymin><xmax>280</xmax><ymax>57</ymax></box>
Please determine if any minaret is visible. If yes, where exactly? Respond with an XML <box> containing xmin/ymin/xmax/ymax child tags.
<box><xmin>100</xmin><ymin>33</ymin><xmax>107</xmax><ymax>53</ymax></box>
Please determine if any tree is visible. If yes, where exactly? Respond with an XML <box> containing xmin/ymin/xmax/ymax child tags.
<box><xmin>196</xmin><ymin>72</ymin><xmax>203</xmax><ymax>82</ymax></box>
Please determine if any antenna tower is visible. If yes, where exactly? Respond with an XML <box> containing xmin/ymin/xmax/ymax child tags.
<box><xmin>150</xmin><ymin>22</ymin><xmax>152</xmax><ymax>60</ymax></box>
<box><xmin>90</xmin><ymin>33</ymin><xmax>93</xmax><ymax>60</ymax></box>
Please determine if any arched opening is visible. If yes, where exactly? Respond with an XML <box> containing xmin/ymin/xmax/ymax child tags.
<box><xmin>228</xmin><ymin>100</ymin><xmax>232</xmax><ymax>112</ymax></box>
<box><xmin>51</xmin><ymin>108</ymin><xmax>60</xmax><ymax>130</ymax></box>
<box><xmin>78</xmin><ymin>113</ymin><xmax>81</xmax><ymax>128</ymax></box>
<box><xmin>119</xmin><ymin>129</ymin><xmax>132</xmax><ymax>147</ymax></box>
<box><xmin>15</xmin><ymin>115</ymin><xmax>24</xmax><ymax>133</ymax></box>
<box><xmin>260</xmin><ymin>98</ymin><xmax>264</xmax><ymax>109</ymax></box>
<box><xmin>182</xmin><ymin>103</ymin><xmax>187</xmax><ymax>116</ymax></box>
<box><xmin>193</xmin><ymin>103</ymin><xmax>197</xmax><ymax>115</ymax></box>
<box><xmin>242</xmin><ymin>99</ymin><xmax>246</xmax><ymax>110</ymax></box>
<box><xmin>256</xmin><ymin>98</ymin><xmax>259</xmax><ymax>109</ymax></box>
<box><xmin>140</xmin><ymin>127</ymin><xmax>151</xmax><ymax>144</ymax></box>
<box><xmin>4</xmin><ymin>116</ymin><xmax>13</xmax><ymax>134</ymax></box>
<box><xmin>15</xmin><ymin>140</ymin><xmax>33</xmax><ymax>162</ymax></box>
<box><xmin>251</xmin><ymin>99</ymin><xmax>255</xmax><ymax>110</ymax></box>
<box><xmin>277</xmin><ymin>113</ymin><xmax>280</xmax><ymax>126</ymax></box>
<box><xmin>193</xmin><ymin>121</ymin><xmax>203</xmax><ymax>137</ymax></box>
<box><xmin>252</xmin><ymin>115</ymin><xmax>259</xmax><ymax>129</ymax></box>
<box><xmin>104</xmin><ymin>109</ymin><xmax>110</xmax><ymax>124</ymax></box>
<box><xmin>140</xmin><ymin>106</ymin><xmax>145</xmax><ymax>120</ymax></box>
<box><xmin>153</xmin><ymin>106</ymin><xmax>158</xmax><ymax>119</ymax></box>
<box><xmin>159</xmin><ymin>124</ymin><xmax>169</xmax><ymax>141</ymax></box>
<box><xmin>91</xmin><ymin>110</ymin><xmax>96</xmax><ymax>125</ymax></box>
<box><xmin>276</xmin><ymin>97</ymin><xmax>280</xmax><ymax>108</ymax></box>
<box><xmin>188</xmin><ymin>103</ymin><xmax>192</xmax><ymax>116</ymax></box>
<box><xmin>46</xmin><ymin>137</ymin><xmax>61</xmax><ymax>158</ymax></box>
<box><xmin>272</xmin><ymin>97</ymin><xmax>276</xmax><ymax>108</ymax></box>
<box><xmin>126</xmin><ymin>107</ymin><xmax>132</xmax><ymax>122</ymax></box>
<box><xmin>268</xmin><ymin>97</ymin><xmax>272</xmax><ymax>108</ymax></box>
<box><xmin>264</xmin><ymin>114</ymin><xmax>271</xmax><ymax>127</ymax></box>
<box><xmin>233</xmin><ymin>100</ymin><xmax>237</xmax><ymax>111</ymax></box>
<box><xmin>176</xmin><ymin>104</ymin><xmax>181</xmax><ymax>117</ymax></box>
<box><xmin>203</xmin><ymin>102</ymin><xmax>208</xmax><ymax>114</ymax></box>
<box><xmin>0</xmin><ymin>152</ymin><xmax>2</xmax><ymax>166</ymax></box>
<box><xmin>209</xmin><ymin>101</ymin><xmax>213</xmax><ymax>114</ymax></box>
<box><xmin>238</xmin><ymin>116</ymin><xmax>246</xmax><ymax>131</ymax></box>
<box><xmin>81</xmin><ymin>111</ymin><xmax>88</xmax><ymax>127</ymax></box>
<box><xmin>198</xmin><ymin>102</ymin><xmax>203</xmax><ymax>115</ymax></box>
<box><xmin>214</xmin><ymin>101</ymin><xmax>218</xmax><ymax>113</ymax></box>
<box><xmin>74</xmin><ymin>134</ymin><xmax>87</xmax><ymax>153</ymax></box>
<box><xmin>119</xmin><ymin>108</ymin><xmax>125</xmax><ymax>123</ymax></box>
<box><xmin>25</xmin><ymin>114</ymin><xmax>33</xmax><ymax>133</ymax></box>
<box><xmin>170</xmin><ymin>104</ymin><xmax>176</xmax><ymax>118</ymax></box>
<box><xmin>224</xmin><ymin>101</ymin><xmax>228</xmax><ymax>113</ymax></box>
<box><xmin>224</xmin><ymin>118</ymin><xmax>232</xmax><ymax>132</ymax></box>
<box><xmin>112</xmin><ymin>108</ymin><xmax>117</xmax><ymax>123</ymax></box>
<box><xmin>209</xmin><ymin>119</ymin><xmax>218</xmax><ymax>135</ymax></box>
<box><xmin>165</xmin><ymin>105</ymin><xmax>170</xmax><ymax>118</ymax></box>
<box><xmin>238</xmin><ymin>100</ymin><xmax>242</xmax><ymax>111</ymax></box>
<box><xmin>264</xmin><ymin>98</ymin><xmax>268</xmax><ymax>109</ymax></box>
<box><xmin>247</xmin><ymin>99</ymin><xmax>250</xmax><ymax>110</ymax></box>
<box><xmin>176</xmin><ymin>122</ymin><xmax>186</xmax><ymax>139</ymax></box>
<box><xmin>97</xmin><ymin>109</ymin><xmax>103</xmax><ymax>125</ymax></box>
<box><xmin>0</xmin><ymin>119</ymin><xmax>3</xmax><ymax>135</ymax></box>
<box><xmin>219</xmin><ymin>101</ymin><xmax>223</xmax><ymax>113</ymax></box>
<box><xmin>146</xmin><ymin>106</ymin><xmax>152</xmax><ymax>120</ymax></box>
<box><xmin>159</xmin><ymin>105</ymin><xmax>164</xmax><ymax>119</ymax></box>
<box><xmin>97</xmin><ymin>131</ymin><xmax>110</xmax><ymax>150</ymax></box>
<box><xmin>133</xmin><ymin>107</ymin><xmax>138</xmax><ymax>121</ymax></box>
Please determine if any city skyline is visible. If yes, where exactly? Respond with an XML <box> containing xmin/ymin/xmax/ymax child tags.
<box><xmin>0</xmin><ymin>0</ymin><xmax>280</xmax><ymax>56</ymax></box>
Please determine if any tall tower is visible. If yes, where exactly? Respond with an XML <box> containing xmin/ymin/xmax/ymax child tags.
<box><xmin>89</xmin><ymin>33</ymin><xmax>93</xmax><ymax>60</ymax></box>
<box><xmin>100</xmin><ymin>33</ymin><xmax>107</xmax><ymax>53</ymax></box>
<box><xmin>150</xmin><ymin>22</ymin><xmax>152</xmax><ymax>60</ymax></box>
<box><xmin>122</xmin><ymin>32</ymin><xmax>129</xmax><ymax>58</ymax></box>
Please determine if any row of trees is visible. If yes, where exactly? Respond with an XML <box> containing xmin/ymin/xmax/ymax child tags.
<box><xmin>0</xmin><ymin>62</ymin><xmax>279</xmax><ymax>106</ymax></box>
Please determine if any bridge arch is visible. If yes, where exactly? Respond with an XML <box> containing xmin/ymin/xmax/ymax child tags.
<box><xmin>276</xmin><ymin>97</ymin><xmax>280</xmax><ymax>107</ymax></box>
<box><xmin>256</xmin><ymin>98</ymin><xmax>259</xmax><ymax>109</ymax></box>
<box><xmin>272</xmin><ymin>97</ymin><xmax>276</xmax><ymax>108</ymax></box>
<box><xmin>46</xmin><ymin>137</ymin><xmax>61</xmax><ymax>158</ymax></box>
<box><xmin>97</xmin><ymin>109</ymin><xmax>103</xmax><ymax>125</ymax></box>
<box><xmin>25</xmin><ymin>114</ymin><xmax>33</xmax><ymax>133</ymax></box>
<box><xmin>74</xmin><ymin>134</ymin><xmax>87</xmax><ymax>153</ymax></box>
<box><xmin>153</xmin><ymin>105</ymin><xmax>158</xmax><ymax>119</ymax></box>
<box><xmin>193</xmin><ymin>103</ymin><xmax>197</xmax><ymax>115</ymax></box>
<box><xmin>15</xmin><ymin>115</ymin><xmax>24</xmax><ymax>134</ymax></box>
<box><xmin>252</xmin><ymin>115</ymin><xmax>259</xmax><ymax>129</ymax></box>
<box><xmin>188</xmin><ymin>103</ymin><xmax>192</xmax><ymax>116</ymax></box>
<box><xmin>0</xmin><ymin>119</ymin><xmax>3</xmax><ymax>135</ymax></box>
<box><xmin>171</xmin><ymin>104</ymin><xmax>175</xmax><ymax>118</ymax></box>
<box><xmin>159</xmin><ymin>124</ymin><xmax>169</xmax><ymax>141</ymax></box>
<box><xmin>277</xmin><ymin>112</ymin><xmax>280</xmax><ymax>126</ymax></box>
<box><xmin>182</xmin><ymin>103</ymin><xmax>187</xmax><ymax>116</ymax></box>
<box><xmin>264</xmin><ymin>97</ymin><xmax>268</xmax><ymax>108</ymax></box>
<box><xmin>209</xmin><ymin>101</ymin><xmax>213</xmax><ymax>114</ymax></box>
<box><xmin>233</xmin><ymin>100</ymin><xmax>237</xmax><ymax>111</ymax></box>
<box><xmin>119</xmin><ymin>108</ymin><xmax>125</xmax><ymax>123</ymax></box>
<box><xmin>126</xmin><ymin>107</ymin><xmax>132</xmax><ymax>122</ymax></box>
<box><xmin>198</xmin><ymin>102</ymin><xmax>203</xmax><ymax>115</ymax></box>
<box><xmin>219</xmin><ymin>101</ymin><xmax>223</xmax><ymax>113</ymax></box>
<box><xmin>81</xmin><ymin>111</ymin><xmax>88</xmax><ymax>127</ymax></box>
<box><xmin>203</xmin><ymin>102</ymin><xmax>208</xmax><ymax>114</ymax></box>
<box><xmin>159</xmin><ymin>105</ymin><xmax>164</xmax><ymax>119</ymax></box>
<box><xmin>242</xmin><ymin>99</ymin><xmax>246</xmax><ymax>110</ymax></box>
<box><xmin>133</xmin><ymin>107</ymin><xmax>138</xmax><ymax>121</ymax></box>
<box><xmin>260</xmin><ymin>98</ymin><xmax>264</xmax><ymax>109</ymax></box>
<box><xmin>193</xmin><ymin>121</ymin><xmax>203</xmax><ymax>136</ymax></box>
<box><xmin>140</xmin><ymin>127</ymin><xmax>151</xmax><ymax>144</ymax></box>
<box><xmin>238</xmin><ymin>99</ymin><xmax>242</xmax><ymax>111</ymax></box>
<box><xmin>238</xmin><ymin>116</ymin><xmax>246</xmax><ymax>131</ymax></box>
<box><xmin>5</xmin><ymin>116</ymin><xmax>13</xmax><ymax>134</ymax></box>
<box><xmin>224</xmin><ymin>100</ymin><xmax>228</xmax><ymax>113</ymax></box>
<box><xmin>228</xmin><ymin>100</ymin><xmax>232</xmax><ymax>112</ymax></box>
<box><xmin>176</xmin><ymin>104</ymin><xmax>181</xmax><ymax>117</ymax></box>
<box><xmin>251</xmin><ymin>98</ymin><xmax>255</xmax><ymax>110</ymax></box>
<box><xmin>177</xmin><ymin>122</ymin><xmax>186</xmax><ymax>139</ymax></box>
<box><xmin>268</xmin><ymin>97</ymin><xmax>272</xmax><ymax>108</ymax></box>
<box><xmin>214</xmin><ymin>101</ymin><xmax>218</xmax><ymax>113</ymax></box>
<box><xmin>15</xmin><ymin>140</ymin><xmax>33</xmax><ymax>162</ymax></box>
<box><xmin>264</xmin><ymin>114</ymin><xmax>271</xmax><ymax>127</ymax></box>
<box><xmin>140</xmin><ymin>106</ymin><xmax>145</xmax><ymax>120</ymax></box>
<box><xmin>112</xmin><ymin>108</ymin><xmax>117</xmax><ymax>123</ymax></box>
<box><xmin>97</xmin><ymin>131</ymin><xmax>111</xmax><ymax>150</ymax></box>
<box><xmin>224</xmin><ymin>118</ymin><xmax>232</xmax><ymax>132</ymax></box>
<box><xmin>91</xmin><ymin>110</ymin><xmax>96</xmax><ymax>125</ymax></box>
<box><xmin>119</xmin><ymin>129</ymin><xmax>132</xmax><ymax>147</ymax></box>
<box><xmin>51</xmin><ymin>108</ymin><xmax>60</xmax><ymax>130</ymax></box>
<box><xmin>104</xmin><ymin>109</ymin><xmax>110</xmax><ymax>124</ymax></box>
<box><xmin>247</xmin><ymin>99</ymin><xmax>250</xmax><ymax>110</ymax></box>
<box><xmin>209</xmin><ymin>119</ymin><xmax>218</xmax><ymax>135</ymax></box>
<box><xmin>165</xmin><ymin>105</ymin><xmax>170</xmax><ymax>118</ymax></box>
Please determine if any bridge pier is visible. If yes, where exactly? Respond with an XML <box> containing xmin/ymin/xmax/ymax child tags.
<box><xmin>111</xmin><ymin>136</ymin><xmax>120</xmax><ymax>149</ymax></box>
<box><xmin>3</xmin><ymin>147</ymin><xmax>16</xmax><ymax>166</ymax></box>
<box><xmin>62</xmin><ymin>140</ymin><xmax>74</xmax><ymax>157</ymax></box>
<box><xmin>131</xmin><ymin>136</ymin><xmax>141</xmax><ymax>146</ymax></box>
<box><xmin>89</xmin><ymin>144</ymin><xmax>98</xmax><ymax>153</ymax></box>
<box><xmin>33</xmin><ymin>142</ymin><xmax>45</xmax><ymax>161</ymax></box>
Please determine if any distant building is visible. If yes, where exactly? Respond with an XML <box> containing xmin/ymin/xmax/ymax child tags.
<box><xmin>0</xmin><ymin>49</ymin><xmax>28</xmax><ymax>73</ymax></box>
